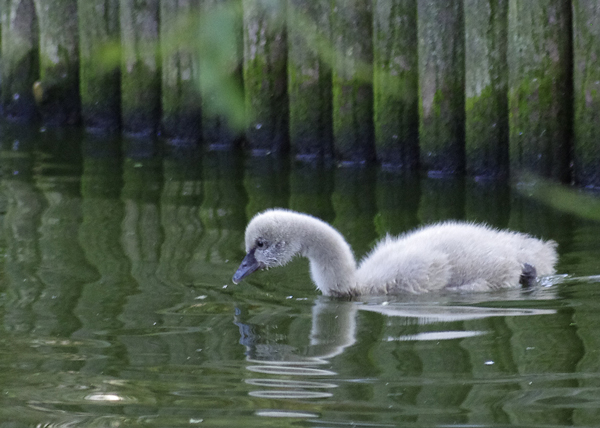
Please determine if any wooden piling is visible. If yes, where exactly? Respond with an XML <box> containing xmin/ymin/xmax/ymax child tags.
<box><xmin>243</xmin><ymin>0</ymin><xmax>289</xmax><ymax>154</ymax></box>
<box><xmin>35</xmin><ymin>0</ymin><xmax>80</xmax><ymax>125</ymax></box>
<box><xmin>417</xmin><ymin>0</ymin><xmax>465</xmax><ymax>175</ymax></box>
<box><xmin>464</xmin><ymin>0</ymin><xmax>509</xmax><ymax>179</ymax></box>
<box><xmin>573</xmin><ymin>0</ymin><xmax>600</xmax><ymax>188</ymax></box>
<box><xmin>507</xmin><ymin>0</ymin><xmax>572</xmax><ymax>182</ymax></box>
<box><xmin>78</xmin><ymin>0</ymin><xmax>121</xmax><ymax>132</ymax></box>
<box><xmin>160</xmin><ymin>0</ymin><xmax>202</xmax><ymax>143</ymax></box>
<box><xmin>120</xmin><ymin>0</ymin><xmax>161</xmax><ymax>136</ymax></box>
<box><xmin>287</xmin><ymin>0</ymin><xmax>333</xmax><ymax>160</ymax></box>
<box><xmin>331</xmin><ymin>0</ymin><xmax>375</xmax><ymax>164</ymax></box>
<box><xmin>373</xmin><ymin>0</ymin><xmax>418</xmax><ymax>169</ymax></box>
<box><xmin>199</xmin><ymin>0</ymin><xmax>244</xmax><ymax>149</ymax></box>
<box><xmin>0</xmin><ymin>0</ymin><xmax>39</xmax><ymax>120</ymax></box>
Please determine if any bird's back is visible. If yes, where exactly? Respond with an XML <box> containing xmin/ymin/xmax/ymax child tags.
<box><xmin>356</xmin><ymin>222</ymin><xmax>557</xmax><ymax>294</ymax></box>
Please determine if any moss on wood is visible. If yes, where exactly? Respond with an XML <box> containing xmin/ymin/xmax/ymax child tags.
<box><xmin>417</xmin><ymin>0</ymin><xmax>465</xmax><ymax>175</ymax></box>
<box><xmin>373</xmin><ymin>0</ymin><xmax>418</xmax><ymax>169</ymax></box>
<box><xmin>507</xmin><ymin>0</ymin><xmax>572</xmax><ymax>182</ymax></box>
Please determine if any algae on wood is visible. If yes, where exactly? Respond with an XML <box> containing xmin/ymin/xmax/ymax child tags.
<box><xmin>78</xmin><ymin>0</ymin><xmax>120</xmax><ymax>132</ymax></box>
<box><xmin>417</xmin><ymin>0</ymin><xmax>466</xmax><ymax>175</ymax></box>
<box><xmin>120</xmin><ymin>0</ymin><xmax>160</xmax><ymax>136</ymax></box>
<box><xmin>373</xmin><ymin>0</ymin><xmax>418</xmax><ymax>169</ymax></box>
<box><xmin>507</xmin><ymin>0</ymin><xmax>572</xmax><ymax>182</ymax></box>
<box><xmin>243</xmin><ymin>0</ymin><xmax>289</xmax><ymax>154</ymax></box>
<box><xmin>160</xmin><ymin>0</ymin><xmax>202</xmax><ymax>143</ymax></box>
<box><xmin>0</xmin><ymin>0</ymin><xmax>39</xmax><ymax>120</ymax></box>
<box><xmin>287</xmin><ymin>0</ymin><xmax>333</xmax><ymax>160</ymax></box>
<box><xmin>464</xmin><ymin>0</ymin><xmax>509</xmax><ymax>179</ymax></box>
<box><xmin>331</xmin><ymin>0</ymin><xmax>375</xmax><ymax>163</ymax></box>
<box><xmin>35</xmin><ymin>0</ymin><xmax>81</xmax><ymax>125</ymax></box>
<box><xmin>573</xmin><ymin>0</ymin><xmax>600</xmax><ymax>187</ymax></box>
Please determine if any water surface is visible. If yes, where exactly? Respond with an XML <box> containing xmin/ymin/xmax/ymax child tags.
<box><xmin>0</xmin><ymin>126</ymin><xmax>599</xmax><ymax>427</ymax></box>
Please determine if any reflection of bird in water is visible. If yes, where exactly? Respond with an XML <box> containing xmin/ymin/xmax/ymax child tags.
<box><xmin>233</xmin><ymin>209</ymin><xmax>558</xmax><ymax>297</ymax></box>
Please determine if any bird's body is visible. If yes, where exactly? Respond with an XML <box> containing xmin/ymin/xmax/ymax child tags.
<box><xmin>233</xmin><ymin>209</ymin><xmax>558</xmax><ymax>297</ymax></box>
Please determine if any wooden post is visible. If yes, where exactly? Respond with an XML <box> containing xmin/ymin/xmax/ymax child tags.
<box><xmin>464</xmin><ymin>0</ymin><xmax>509</xmax><ymax>179</ymax></box>
<box><xmin>373</xmin><ymin>0</ymin><xmax>418</xmax><ymax>169</ymax></box>
<box><xmin>287</xmin><ymin>0</ymin><xmax>333</xmax><ymax>160</ymax></box>
<box><xmin>78</xmin><ymin>0</ymin><xmax>121</xmax><ymax>132</ymax></box>
<box><xmin>0</xmin><ymin>0</ymin><xmax>39</xmax><ymax>120</ymax></box>
<box><xmin>120</xmin><ymin>0</ymin><xmax>160</xmax><ymax>136</ymax></box>
<box><xmin>331</xmin><ymin>0</ymin><xmax>375</xmax><ymax>164</ymax></box>
<box><xmin>243</xmin><ymin>0</ymin><xmax>289</xmax><ymax>154</ymax></box>
<box><xmin>573</xmin><ymin>0</ymin><xmax>600</xmax><ymax>187</ymax></box>
<box><xmin>160</xmin><ymin>0</ymin><xmax>202</xmax><ymax>143</ymax></box>
<box><xmin>417</xmin><ymin>0</ymin><xmax>465</xmax><ymax>175</ymax></box>
<box><xmin>507</xmin><ymin>0</ymin><xmax>572</xmax><ymax>182</ymax></box>
<box><xmin>35</xmin><ymin>0</ymin><xmax>80</xmax><ymax>125</ymax></box>
<box><xmin>200</xmin><ymin>0</ymin><xmax>244</xmax><ymax>149</ymax></box>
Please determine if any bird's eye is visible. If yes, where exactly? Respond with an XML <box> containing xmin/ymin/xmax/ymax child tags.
<box><xmin>256</xmin><ymin>239</ymin><xmax>265</xmax><ymax>248</ymax></box>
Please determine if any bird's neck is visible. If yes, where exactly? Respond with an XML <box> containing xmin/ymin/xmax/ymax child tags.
<box><xmin>298</xmin><ymin>217</ymin><xmax>358</xmax><ymax>296</ymax></box>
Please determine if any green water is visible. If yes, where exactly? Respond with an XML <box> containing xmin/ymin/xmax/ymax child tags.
<box><xmin>0</xmin><ymin>126</ymin><xmax>600</xmax><ymax>427</ymax></box>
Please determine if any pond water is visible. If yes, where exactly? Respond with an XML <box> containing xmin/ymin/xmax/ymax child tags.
<box><xmin>0</xmin><ymin>125</ymin><xmax>600</xmax><ymax>427</ymax></box>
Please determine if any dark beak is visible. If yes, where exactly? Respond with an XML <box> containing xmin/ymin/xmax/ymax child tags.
<box><xmin>233</xmin><ymin>248</ymin><xmax>263</xmax><ymax>284</ymax></box>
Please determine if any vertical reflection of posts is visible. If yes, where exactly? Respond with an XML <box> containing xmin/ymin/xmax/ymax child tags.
<box><xmin>571</xmin><ymin>221</ymin><xmax>600</xmax><ymax>424</ymax></box>
<box><xmin>332</xmin><ymin>167</ymin><xmax>377</xmax><ymax>258</ymax></box>
<box><xmin>120</xmin><ymin>139</ymin><xmax>166</xmax><ymax>328</ymax></box>
<box><xmin>243</xmin><ymin>157</ymin><xmax>290</xmax><ymax>219</ymax></box>
<box><xmin>465</xmin><ymin>179</ymin><xmax>510</xmax><ymax>228</ymax></box>
<box><xmin>375</xmin><ymin>170</ymin><xmax>420</xmax><ymax>237</ymax></box>
<box><xmin>76</xmin><ymin>136</ymin><xmax>131</xmax><ymax>331</ymax></box>
<box><xmin>1</xmin><ymin>133</ymin><xmax>44</xmax><ymax>334</ymax></box>
<box><xmin>460</xmin><ymin>318</ymin><xmax>519</xmax><ymax>425</ymax></box>
<box><xmin>35</xmin><ymin>134</ymin><xmax>98</xmax><ymax>340</ymax></box>
<box><xmin>505</xmin><ymin>312</ymin><xmax>582</xmax><ymax>425</ymax></box>
<box><xmin>242</xmin><ymin>156</ymin><xmax>291</xmax><ymax>287</ymax></box>
<box><xmin>196</xmin><ymin>150</ymin><xmax>247</xmax><ymax>279</ymax></box>
<box><xmin>330</xmin><ymin>167</ymin><xmax>380</xmax><ymax>404</ymax></box>
<box><xmin>289</xmin><ymin>163</ymin><xmax>334</xmax><ymax>222</ymax></box>
<box><xmin>506</xmin><ymin>193</ymin><xmax>581</xmax><ymax>426</ymax></box>
<box><xmin>370</xmin><ymin>317</ymin><xmax>421</xmax><ymax>425</ymax></box>
<box><xmin>414</xmin><ymin>331</ymin><xmax>472</xmax><ymax>426</ymax></box>
<box><xmin>418</xmin><ymin>176</ymin><xmax>466</xmax><ymax>224</ymax></box>
<box><xmin>157</xmin><ymin>149</ymin><xmax>203</xmax><ymax>286</ymax></box>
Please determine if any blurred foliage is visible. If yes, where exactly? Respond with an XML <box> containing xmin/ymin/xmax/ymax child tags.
<box><xmin>516</xmin><ymin>173</ymin><xmax>600</xmax><ymax>222</ymax></box>
<box><xmin>99</xmin><ymin>1</ymin><xmax>246</xmax><ymax>131</ymax></box>
<box><xmin>96</xmin><ymin>1</ymin><xmax>375</xmax><ymax>134</ymax></box>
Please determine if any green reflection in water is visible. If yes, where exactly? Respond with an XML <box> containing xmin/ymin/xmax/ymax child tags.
<box><xmin>0</xmin><ymin>126</ymin><xmax>598</xmax><ymax>427</ymax></box>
